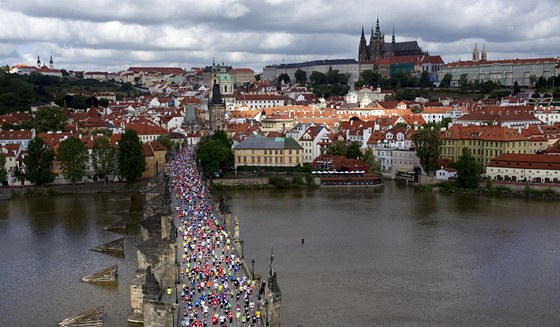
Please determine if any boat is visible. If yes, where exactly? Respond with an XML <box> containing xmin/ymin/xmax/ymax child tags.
<box><xmin>395</xmin><ymin>170</ymin><xmax>418</xmax><ymax>183</ymax></box>
<box><xmin>313</xmin><ymin>170</ymin><xmax>384</xmax><ymax>188</ymax></box>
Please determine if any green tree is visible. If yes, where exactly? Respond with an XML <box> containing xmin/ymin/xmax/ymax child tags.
<box><xmin>99</xmin><ymin>98</ymin><xmax>110</xmax><ymax>108</ymax></box>
<box><xmin>360</xmin><ymin>70</ymin><xmax>382</xmax><ymax>86</ymax></box>
<box><xmin>0</xmin><ymin>152</ymin><xmax>7</xmax><ymax>184</ymax></box>
<box><xmin>294</xmin><ymin>69</ymin><xmax>307</xmax><ymax>85</ymax></box>
<box><xmin>196</xmin><ymin>139</ymin><xmax>233</xmax><ymax>174</ymax></box>
<box><xmin>459</xmin><ymin>74</ymin><xmax>469</xmax><ymax>91</ymax></box>
<box><xmin>118</xmin><ymin>130</ymin><xmax>146</xmax><ymax>183</ymax></box>
<box><xmin>439</xmin><ymin>73</ymin><xmax>452</xmax><ymax>88</ymax></box>
<box><xmin>156</xmin><ymin>134</ymin><xmax>173</xmax><ymax>150</ymax></box>
<box><xmin>33</xmin><ymin>106</ymin><xmax>67</xmax><ymax>132</ymax></box>
<box><xmin>92</xmin><ymin>135</ymin><xmax>116</xmax><ymax>181</ymax></box>
<box><xmin>24</xmin><ymin>136</ymin><xmax>55</xmax><ymax>186</ymax></box>
<box><xmin>411</xmin><ymin>128</ymin><xmax>441</xmax><ymax>175</ymax></box>
<box><xmin>529</xmin><ymin>74</ymin><xmax>537</xmax><ymax>88</ymax></box>
<box><xmin>309</xmin><ymin>71</ymin><xmax>327</xmax><ymax>85</ymax></box>
<box><xmin>480</xmin><ymin>80</ymin><xmax>497</xmax><ymax>94</ymax></box>
<box><xmin>277</xmin><ymin>73</ymin><xmax>290</xmax><ymax>84</ymax></box>
<box><xmin>419</xmin><ymin>71</ymin><xmax>433</xmax><ymax>88</ymax></box>
<box><xmin>57</xmin><ymin>136</ymin><xmax>88</xmax><ymax>184</ymax></box>
<box><xmin>362</xmin><ymin>147</ymin><xmax>381</xmax><ymax>173</ymax></box>
<box><xmin>346</xmin><ymin>141</ymin><xmax>362</xmax><ymax>159</ymax></box>
<box><xmin>512</xmin><ymin>81</ymin><xmax>521</xmax><ymax>94</ymax></box>
<box><xmin>326</xmin><ymin>140</ymin><xmax>348</xmax><ymax>156</ymax></box>
<box><xmin>455</xmin><ymin>147</ymin><xmax>481</xmax><ymax>189</ymax></box>
<box><xmin>209</xmin><ymin>130</ymin><xmax>233</xmax><ymax>148</ymax></box>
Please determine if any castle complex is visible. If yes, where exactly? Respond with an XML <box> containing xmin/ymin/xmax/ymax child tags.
<box><xmin>358</xmin><ymin>18</ymin><xmax>424</xmax><ymax>62</ymax></box>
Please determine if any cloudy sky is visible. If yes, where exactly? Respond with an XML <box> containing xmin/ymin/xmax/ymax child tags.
<box><xmin>1</xmin><ymin>0</ymin><xmax>558</xmax><ymax>72</ymax></box>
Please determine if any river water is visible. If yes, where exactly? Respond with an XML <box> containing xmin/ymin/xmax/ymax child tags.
<box><xmin>226</xmin><ymin>182</ymin><xmax>560</xmax><ymax>326</ymax></box>
<box><xmin>0</xmin><ymin>192</ymin><xmax>143</xmax><ymax>327</ymax></box>
<box><xmin>1</xmin><ymin>183</ymin><xmax>560</xmax><ymax>327</ymax></box>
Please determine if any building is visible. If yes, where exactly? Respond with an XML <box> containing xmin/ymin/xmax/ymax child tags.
<box><xmin>438</xmin><ymin>46</ymin><xmax>559</xmax><ymax>86</ymax></box>
<box><xmin>453</xmin><ymin>106</ymin><xmax>542</xmax><ymax>129</ymax></box>
<box><xmin>125</xmin><ymin>122</ymin><xmax>169</xmax><ymax>143</ymax></box>
<box><xmin>209</xmin><ymin>82</ymin><xmax>227</xmax><ymax>131</ymax></box>
<box><xmin>358</xmin><ymin>18</ymin><xmax>424</xmax><ymax>62</ymax></box>
<box><xmin>227</xmin><ymin>94</ymin><xmax>286</xmax><ymax>110</ymax></box>
<box><xmin>260</xmin><ymin>112</ymin><xmax>293</xmax><ymax>133</ymax></box>
<box><xmin>486</xmin><ymin>153</ymin><xmax>560</xmax><ymax>183</ymax></box>
<box><xmin>441</xmin><ymin>125</ymin><xmax>531</xmax><ymax>168</ymax></box>
<box><xmin>9</xmin><ymin>56</ymin><xmax>62</xmax><ymax>77</ymax></box>
<box><xmin>262</xmin><ymin>59</ymin><xmax>360</xmax><ymax>84</ymax></box>
<box><xmin>233</xmin><ymin>135</ymin><xmax>303</xmax><ymax>168</ymax></box>
<box><xmin>142</xmin><ymin>141</ymin><xmax>167</xmax><ymax>178</ymax></box>
<box><xmin>436</xmin><ymin>167</ymin><xmax>458</xmax><ymax>181</ymax></box>
<box><xmin>228</xmin><ymin>68</ymin><xmax>255</xmax><ymax>85</ymax></box>
<box><xmin>0</xmin><ymin>129</ymin><xmax>36</xmax><ymax>148</ymax></box>
<box><xmin>205</xmin><ymin>61</ymin><xmax>234</xmax><ymax>98</ymax></box>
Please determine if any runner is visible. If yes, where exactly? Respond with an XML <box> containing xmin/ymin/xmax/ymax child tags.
<box><xmin>170</xmin><ymin>146</ymin><xmax>262</xmax><ymax>327</ymax></box>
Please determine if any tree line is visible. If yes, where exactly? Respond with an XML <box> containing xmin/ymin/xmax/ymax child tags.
<box><xmin>0</xmin><ymin>71</ymin><xmax>143</xmax><ymax>115</ymax></box>
<box><xmin>20</xmin><ymin>129</ymin><xmax>146</xmax><ymax>186</ymax></box>
<box><xmin>277</xmin><ymin>66</ymin><xmax>350</xmax><ymax>98</ymax></box>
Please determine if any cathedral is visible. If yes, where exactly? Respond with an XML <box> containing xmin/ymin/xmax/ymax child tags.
<box><xmin>358</xmin><ymin>18</ymin><xmax>424</xmax><ymax>62</ymax></box>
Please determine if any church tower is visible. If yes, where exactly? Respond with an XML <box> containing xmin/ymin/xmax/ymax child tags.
<box><xmin>36</xmin><ymin>55</ymin><xmax>41</xmax><ymax>68</ymax></box>
<box><xmin>209</xmin><ymin>81</ymin><xmax>226</xmax><ymax>131</ymax></box>
<box><xmin>481</xmin><ymin>44</ymin><xmax>487</xmax><ymax>61</ymax></box>
<box><xmin>49</xmin><ymin>56</ymin><xmax>54</xmax><ymax>69</ymax></box>
<box><xmin>472</xmin><ymin>43</ymin><xmax>480</xmax><ymax>62</ymax></box>
<box><xmin>358</xmin><ymin>26</ymin><xmax>369</xmax><ymax>62</ymax></box>
<box><xmin>370</xmin><ymin>17</ymin><xmax>385</xmax><ymax>60</ymax></box>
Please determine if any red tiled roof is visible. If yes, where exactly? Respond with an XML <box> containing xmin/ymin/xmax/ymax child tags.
<box><xmin>488</xmin><ymin>153</ymin><xmax>560</xmax><ymax>170</ymax></box>
<box><xmin>446</xmin><ymin>58</ymin><xmax>559</xmax><ymax>68</ymax></box>
<box><xmin>127</xmin><ymin>67</ymin><xmax>185</xmax><ymax>75</ymax></box>
<box><xmin>442</xmin><ymin>125</ymin><xmax>528</xmax><ymax>142</ymax></box>
<box><xmin>0</xmin><ymin>129</ymin><xmax>34</xmax><ymax>140</ymax></box>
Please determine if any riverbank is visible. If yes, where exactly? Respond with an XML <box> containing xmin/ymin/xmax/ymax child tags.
<box><xmin>1</xmin><ymin>178</ymin><xmax>157</xmax><ymax>197</ymax></box>
<box><xmin>418</xmin><ymin>180</ymin><xmax>560</xmax><ymax>199</ymax></box>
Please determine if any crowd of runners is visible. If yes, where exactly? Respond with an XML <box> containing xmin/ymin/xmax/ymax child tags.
<box><xmin>169</xmin><ymin>146</ymin><xmax>261</xmax><ymax>327</ymax></box>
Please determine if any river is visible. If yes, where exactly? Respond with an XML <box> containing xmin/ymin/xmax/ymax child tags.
<box><xmin>226</xmin><ymin>182</ymin><xmax>560</xmax><ymax>326</ymax></box>
<box><xmin>1</xmin><ymin>183</ymin><xmax>560</xmax><ymax>326</ymax></box>
<box><xmin>0</xmin><ymin>192</ymin><xmax>143</xmax><ymax>327</ymax></box>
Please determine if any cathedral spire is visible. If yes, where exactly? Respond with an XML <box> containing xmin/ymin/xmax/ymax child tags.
<box><xmin>37</xmin><ymin>55</ymin><xmax>41</xmax><ymax>68</ymax></box>
<box><xmin>359</xmin><ymin>26</ymin><xmax>368</xmax><ymax>62</ymax></box>
<box><xmin>392</xmin><ymin>25</ymin><xmax>395</xmax><ymax>43</ymax></box>
<box><xmin>375</xmin><ymin>17</ymin><xmax>381</xmax><ymax>37</ymax></box>
<box><xmin>49</xmin><ymin>55</ymin><xmax>54</xmax><ymax>69</ymax></box>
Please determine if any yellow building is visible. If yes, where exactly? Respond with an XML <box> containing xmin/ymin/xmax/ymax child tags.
<box><xmin>441</xmin><ymin>125</ymin><xmax>529</xmax><ymax>168</ymax></box>
<box><xmin>142</xmin><ymin>141</ymin><xmax>167</xmax><ymax>178</ymax></box>
<box><xmin>234</xmin><ymin>136</ymin><xmax>303</xmax><ymax>168</ymax></box>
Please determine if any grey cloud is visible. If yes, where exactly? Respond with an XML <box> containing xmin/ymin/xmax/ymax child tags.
<box><xmin>1</xmin><ymin>0</ymin><xmax>559</xmax><ymax>71</ymax></box>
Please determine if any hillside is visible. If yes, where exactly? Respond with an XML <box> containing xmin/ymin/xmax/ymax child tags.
<box><xmin>0</xmin><ymin>72</ymin><xmax>140</xmax><ymax>114</ymax></box>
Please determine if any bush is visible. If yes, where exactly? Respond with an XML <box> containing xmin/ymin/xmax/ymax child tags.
<box><xmin>304</xmin><ymin>173</ymin><xmax>315</xmax><ymax>185</ymax></box>
<box><xmin>268</xmin><ymin>175</ymin><xmax>291</xmax><ymax>189</ymax></box>
<box><xmin>494</xmin><ymin>185</ymin><xmax>512</xmax><ymax>195</ymax></box>
<box><xmin>291</xmin><ymin>173</ymin><xmax>304</xmax><ymax>187</ymax></box>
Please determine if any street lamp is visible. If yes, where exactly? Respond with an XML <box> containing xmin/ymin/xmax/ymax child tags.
<box><xmin>240</xmin><ymin>239</ymin><xmax>244</xmax><ymax>259</ymax></box>
<box><xmin>251</xmin><ymin>258</ymin><xmax>255</xmax><ymax>280</ymax></box>
<box><xmin>175</xmin><ymin>284</ymin><xmax>179</xmax><ymax>304</ymax></box>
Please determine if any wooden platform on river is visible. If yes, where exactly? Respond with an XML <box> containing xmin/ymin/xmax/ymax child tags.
<box><xmin>81</xmin><ymin>265</ymin><xmax>118</xmax><ymax>283</ymax></box>
<box><xmin>57</xmin><ymin>306</ymin><xmax>104</xmax><ymax>327</ymax></box>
